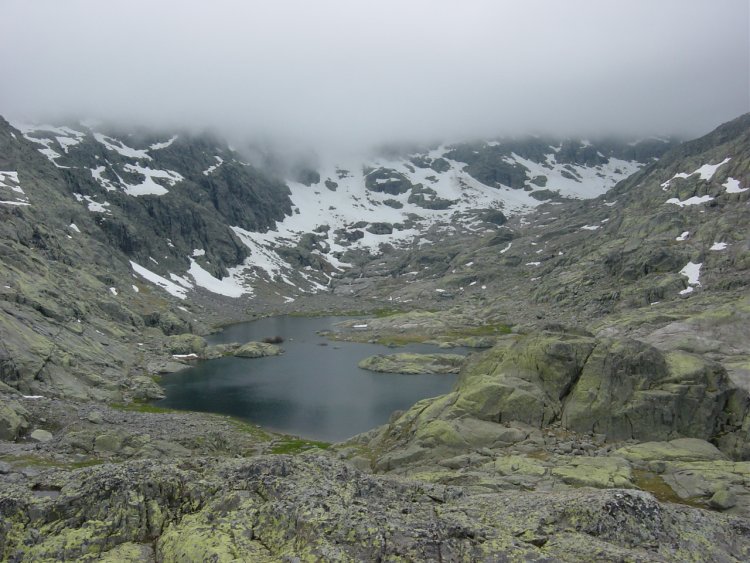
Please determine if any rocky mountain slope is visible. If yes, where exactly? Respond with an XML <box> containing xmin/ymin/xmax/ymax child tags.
<box><xmin>1</xmin><ymin>113</ymin><xmax>749</xmax><ymax>561</ymax></box>
<box><xmin>6</xmin><ymin>119</ymin><xmax>672</xmax><ymax>300</ymax></box>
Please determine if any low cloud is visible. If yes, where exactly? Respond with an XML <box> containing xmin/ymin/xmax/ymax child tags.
<box><xmin>2</xmin><ymin>0</ymin><xmax>748</xmax><ymax>155</ymax></box>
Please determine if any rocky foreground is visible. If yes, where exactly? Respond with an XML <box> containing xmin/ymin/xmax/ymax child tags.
<box><xmin>2</xmin><ymin>453</ymin><xmax>749</xmax><ymax>562</ymax></box>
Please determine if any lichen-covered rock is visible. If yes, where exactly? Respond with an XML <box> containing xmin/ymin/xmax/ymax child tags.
<box><xmin>615</xmin><ymin>438</ymin><xmax>726</xmax><ymax>463</ymax></box>
<box><xmin>1</xmin><ymin>455</ymin><xmax>748</xmax><ymax>562</ymax></box>
<box><xmin>233</xmin><ymin>342</ymin><xmax>282</xmax><ymax>358</ymax></box>
<box><xmin>562</xmin><ymin>344</ymin><xmax>730</xmax><ymax>442</ymax></box>
<box><xmin>551</xmin><ymin>456</ymin><xmax>633</xmax><ymax>488</ymax></box>
<box><xmin>167</xmin><ymin>334</ymin><xmax>207</xmax><ymax>355</ymax></box>
<box><xmin>358</xmin><ymin>352</ymin><xmax>465</xmax><ymax>374</ymax></box>
<box><xmin>0</xmin><ymin>399</ymin><xmax>29</xmax><ymax>441</ymax></box>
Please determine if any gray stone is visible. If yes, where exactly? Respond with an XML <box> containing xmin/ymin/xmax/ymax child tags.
<box><xmin>29</xmin><ymin>429</ymin><xmax>53</xmax><ymax>443</ymax></box>
<box><xmin>709</xmin><ymin>488</ymin><xmax>737</xmax><ymax>510</ymax></box>
<box><xmin>87</xmin><ymin>411</ymin><xmax>104</xmax><ymax>424</ymax></box>
<box><xmin>94</xmin><ymin>433</ymin><xmax>124</xmax><ymax>453</ymax></box>
<box><xmin>0</xmin><ymin>400</ymin><xmax>29</xmax><ymax>441</ymax></box>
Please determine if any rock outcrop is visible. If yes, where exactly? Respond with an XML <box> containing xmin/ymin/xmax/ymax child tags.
<box><xmin>358</xmin><ymin>353</ymin><xmax>465</xmax><ymax>374</ymax></box>
<box><xmin>1</xmin><ymin>454</ymin><xmax>748</xmax><ymax>562</ymax></box>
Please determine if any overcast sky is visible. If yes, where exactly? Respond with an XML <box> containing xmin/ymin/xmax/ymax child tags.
<box><xmin>2</xmin><ymin>0</ymin><xmax>748</xmax><ymax>154</ymax></box>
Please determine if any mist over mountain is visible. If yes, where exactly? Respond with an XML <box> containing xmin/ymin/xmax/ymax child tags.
<box><xmin>2</xmin><ymin>0</ymin><xmax>748</xmax><ymax>155</ymax></box>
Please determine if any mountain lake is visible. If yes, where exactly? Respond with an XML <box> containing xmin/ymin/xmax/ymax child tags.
<box><xmin>155</xmin><ymin>316</ymin><xmax>462</xmax><ymax>442</ymax></box>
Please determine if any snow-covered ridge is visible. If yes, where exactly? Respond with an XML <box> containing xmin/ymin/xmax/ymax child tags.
<box><xmin>9</xmin><ymin>121</ymin><xmax>658</xmax><ymax>301</ymax></box>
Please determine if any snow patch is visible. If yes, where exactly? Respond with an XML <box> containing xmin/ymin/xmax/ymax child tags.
<box><xmin>188</xmin><ymin>258</ymin><xmax>246</xmax><ymax>297</ymax></box>
<box><xmin>580</xmin><ymin>225</ymin><xmax>600</xmax><ymax>231</ymax></box>
<box><xmin>675</xmin><ymin>231</ymin><xmax>689</xmax><ymax>241</ymax></box>
<box><xmin>122</xmin><ymin>164</ymin><xmax>183</xmax><ymax>196</ymax></box>
<box><xmin>0</xmin><ymin>171</ymin><xmax>21</xmax><ymax>190</ymax></box>
<box><xmin>661</xmin><ymin>158</ymin><xmax>731</xmax><ymax>189</ymax></box>
<box><xmin>149</xmin><ymin>135</ymin><xmax>178</xmax><ymax>150</ymax></box>
<box><xmin>665</xmin><ymin>195</ymin><xmax>714</xmax><ymax>207</ymax></box>
<box><xmin>130</xmin><ymin>261</ymin><xmax>188</xmax><ymax>299</ymax></box>
<box><xmin>90</xmin><ymin>166</ymin><xmax>118</xmax><ymax>192</ymax></box>
<box><xmin>202</xmin><ymin>156</ymin><xmax>224</xmax><ymax>176</ymax></box>
<box><xmin>73</xmin><ymin>193</ymin><xmax>111</xmax><ymax>213</ymax></box>
<box><xmin>0</xmin><ymin>200</ymin><xmax>30</xmax><ymax>206</ymax></box>
<box><xmin>710</xmin><ymin>242</ymin><xmax>727</xmax><ymax>251</ymax></box>
<box><xmin>679</xmin><ymin>261</ymin><xmax>702</xmax><ymax>295</ymax></box>
<box><xmin>93</xmin><ymin>133</ymin><xmax>151</xmax><ymax>160</ymax></box>
<box><xmin>723</xmin><ymin>177</ymin><xmax>747</xmax><ymax>193</ymax></box>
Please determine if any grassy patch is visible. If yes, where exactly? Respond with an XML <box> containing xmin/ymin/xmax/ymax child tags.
<box><xmin>449</xmin><ymin>323</ymin><xmax>512</xmax><ymax>337</ymax></box>
<box><xmin>375</xmin><ymin>334</ymin><xmax>430</xmax><ymax>347</ymax></box>
<box><xmin>632</xmin><ymin>470</ymin><xmax>706</xmax><ymax>508</ymax></box>
<box><xmin>110</xmin><ymin>401</ymin><xmax>178</xmax><ymax>414</ymax></box>
<box><xmin>270</xmin><ymin>438</ymin><xmax>331</xmax><ymax>455</ymax></box>
<box><xmin>226</xmin><ymin>417</ymin><xmax>273</xmax><ymax>440</ymax></box>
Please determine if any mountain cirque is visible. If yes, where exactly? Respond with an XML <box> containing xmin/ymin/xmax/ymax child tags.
<box><xmin>1</xmin><ymin>114</ymin><xmax>749</xmax><ymax>561</ymax></box>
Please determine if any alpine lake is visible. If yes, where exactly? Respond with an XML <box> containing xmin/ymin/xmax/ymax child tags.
<box><xmin>155</xmin><ymin>316</ymin><xmax>461</xmax><ymax>442</ymax></box>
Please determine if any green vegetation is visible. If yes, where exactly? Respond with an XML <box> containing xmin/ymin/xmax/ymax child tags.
<box><xmin>631</xmin><ymin>470</ymin><xmax>705</xmax><ymax>508</ymax></box>
<box><xmin>270</xmin><ymin>438</ymin><xmax>330</xmax><ymax>455</ymax></box>
<box><xmin>448</xmin><ymin>323</ymin><xmax>512</xmax><ymax>337</ymax></box>
<box><xmin>226</xmin><ymin>417</ymin><xmax>273</xmax><ymax>440</ymax></box>
<box><xmin>110</xmin><ymin>401</ymin><xmax>178</xmax><ymax>414</ymax></box>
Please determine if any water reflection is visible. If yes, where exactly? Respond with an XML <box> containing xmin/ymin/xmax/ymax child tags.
<box><xmin>156</xmin><ymin>316</ymin><xmax>460</xmax><ymax>442</ymax></box>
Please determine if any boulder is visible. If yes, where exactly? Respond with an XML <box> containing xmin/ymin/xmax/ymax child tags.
<box><xmin>562</xmin><ymin>344</ymin><xmax>730</xmax><ymax>442</ymax></box>
<box><xmin>0</xmin><ymin>399</ymin><xmax>29</xmax><ymax>441</ymax></box>
<box><xmin>29</xmin><ymin>429</ymin><xmax>53</xmax><ymax>443</ymax></box>
<box><xmin>94</xmin><ymin>432</ymin><xmax>125</xmax><ymax>453</ymax></box>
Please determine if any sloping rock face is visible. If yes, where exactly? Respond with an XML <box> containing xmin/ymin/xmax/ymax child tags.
<box><xmin>0</xmin><ymin>117</ymin><xmax>297</xmax><ymax>401</ymax></box>
<box><xmin>1</xmin><ymin>454</ymin><xmax>748</xmax><ymax>562</ymax></box>
<box><xmin>354</xmin><ymin>331</ymin><xmax>749</xmax><ymax>472</ymax></box>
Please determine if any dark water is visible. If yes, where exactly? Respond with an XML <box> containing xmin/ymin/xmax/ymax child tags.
<box><xmin>155</xmin><ymin>316</ymin><xmax>459</xmax><ymax>442</ymax></box>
